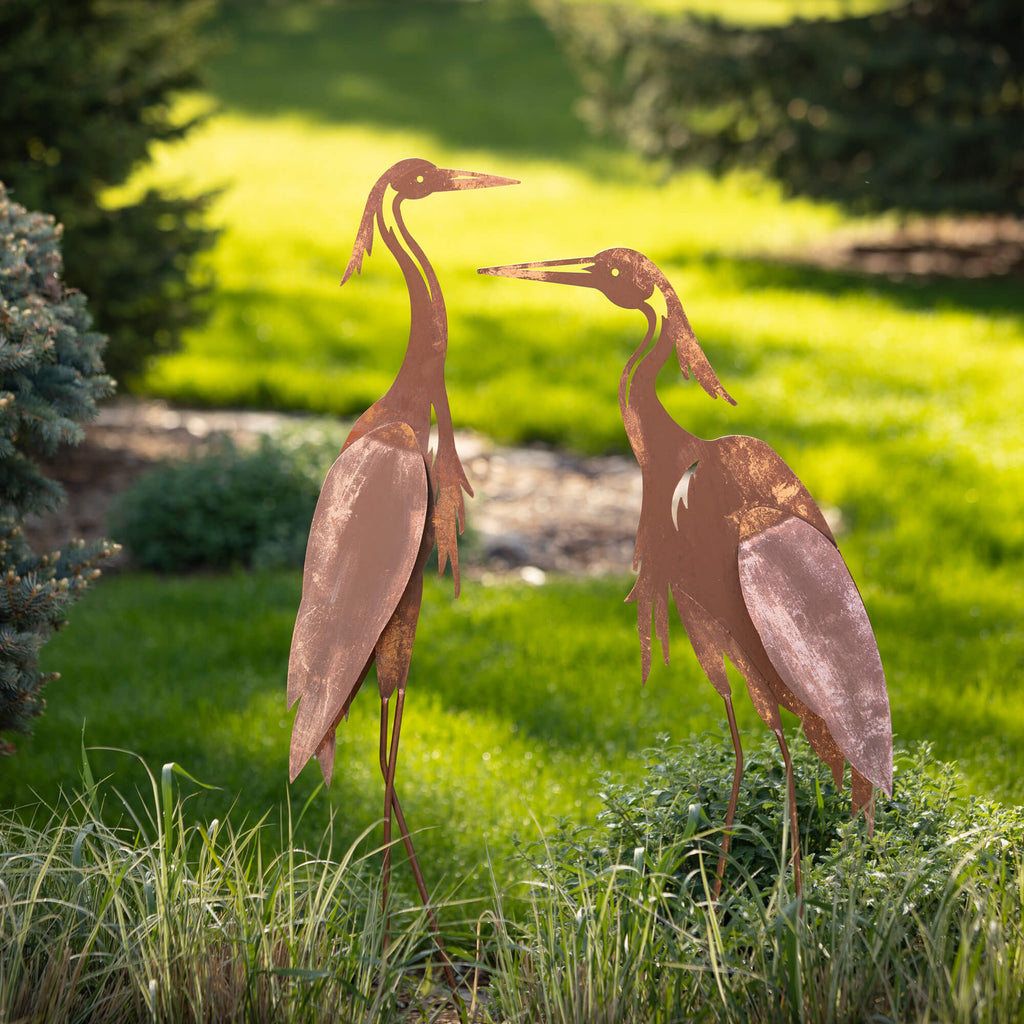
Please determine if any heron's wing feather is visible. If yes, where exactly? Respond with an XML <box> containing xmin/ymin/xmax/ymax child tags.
<box><xmin>738</xmin><ymin>516</ymin><xmax>892</xmax><ymax>795</ymax></box>
<box><xmin>288</xmin><ymin>421</ymin><xmax>428</xmax><ymax>781</ymax></box>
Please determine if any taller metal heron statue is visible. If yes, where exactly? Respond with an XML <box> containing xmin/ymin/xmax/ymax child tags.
<box><xmin>288</xmin><ymin>159</ymin><xmax>516</xmax><ymax>969</ymax></box>
<box><xmin>480</xmin><ymin>248</ymin><xmax>892</xmax><ymax>897</ymax></box>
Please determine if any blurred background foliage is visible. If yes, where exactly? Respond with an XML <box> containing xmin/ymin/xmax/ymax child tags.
<box><xmin>543</xmin><ymin>0</ymin><xmax>1024</xmax><ymax>215</ymax></box>
<box><xmin>0</xmin><ymin>0</ymin><xmax>221</xmax><ymax>384</ymax></box>
<box><xmin>0</xmin><ymin>185</ymin><xmax>116</xmax><ymax>753</ymax></box>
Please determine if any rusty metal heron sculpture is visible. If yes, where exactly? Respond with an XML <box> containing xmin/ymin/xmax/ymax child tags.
<box><xmin>480</xmin><ymin>247</ymin><xmax>892</xmax><ymax>897</ymax></box>
<box><xmin>288</xmin><ymin>159</ymin><xmax>516</xmax><ymax>969</ymax></box>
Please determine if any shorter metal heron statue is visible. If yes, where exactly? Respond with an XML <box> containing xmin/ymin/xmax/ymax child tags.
<box><xmin>480</xmin><ymin>248</ymin><xmax>892</xmax><ymax>897</ymax></box>
<box><xmin>288</xmin><ymin>159</ymin><xmax>516</xmax><ymax>983</ymax></box>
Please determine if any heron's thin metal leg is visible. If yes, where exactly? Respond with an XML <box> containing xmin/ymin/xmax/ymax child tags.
<box><xmin>714</xmin><ymin>698</ymin><xmax>744</xmax><ymax>901</ymax></box>
<box><xmin>380</xmin><ymin>689</ymin><xmax>458</xmax><ymax>991</ymax></box>
<box><xmin>380</xmin><ymin>696</ymin><xmax>395</xmax><ymax>947</ymax></box>
<box><xmin>773</xmin><ymin>727</ymin><xmax>803</xmax><ymax>899</ymax></box>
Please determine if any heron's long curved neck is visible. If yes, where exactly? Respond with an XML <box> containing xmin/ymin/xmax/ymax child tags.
<box><xmin>620</xmin><ymin>297</ymin><xmax>696</xmax><ymax>458</ymax></box>
<box><xmin>379</xmin><ymin>197</ymin><xmax>448</xmax><ymax>373</ymax></box>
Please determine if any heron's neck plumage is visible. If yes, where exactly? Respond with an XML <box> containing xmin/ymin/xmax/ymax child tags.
<box><xmin>388</xmin><ymin>199</ymin><xmax>446</xmax><ymax>347</ymax></box>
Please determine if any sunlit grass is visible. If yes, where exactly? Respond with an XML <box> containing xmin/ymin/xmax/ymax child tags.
<box><xmin>121</xmin><ymin>0</ymin><xmax>862</xmax><ymax>417</ymax></box>
<box><xmin>12</xmin><ymin>570</ymin><xmax>720</xmax><ymax>898</ymax></box>
<box><xmin>548</xmin><ymin>0</ymin><xmax>893</xmax><ymax>21</ymax></box>
<box><xmin>132</xmin><ymin>113</ymin><xmax>857</xmax><ymax>434</ymax></box>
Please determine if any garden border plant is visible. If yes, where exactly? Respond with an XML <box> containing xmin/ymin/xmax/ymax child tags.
<box><xmin>108</xmin><ymin>427</ymin><xmax>342</xmax><ymax>573</ymax></box>
<box><xmin>1</xmin><ymin>734</ymin><xmax>1020</xmax><ymax>1022</ymax></box>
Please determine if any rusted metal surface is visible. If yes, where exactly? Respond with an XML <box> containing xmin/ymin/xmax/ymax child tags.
<box><xmin>288</xmin><ymin>159</ymin><xmax>516</xmax><ymax>980</ymax></box>
<box><xmin>480</xmin><ymin>247</ymin><xmax>892</xmax><ymax>898</ymax></box>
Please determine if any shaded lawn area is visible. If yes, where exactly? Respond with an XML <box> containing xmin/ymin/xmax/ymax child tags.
<box><xmin>13</xmin><ymin>0</ymin><xmax>1020</xmax><ymax>905</ymax></box>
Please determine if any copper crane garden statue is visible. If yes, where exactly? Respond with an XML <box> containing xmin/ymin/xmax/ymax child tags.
<box><xmin>480</xmin><ymin>247</ymin><xmax>892</xmax><ymax>897</ymax></box>
<box><xmin>287</xmin><ymin>159</ymin><xmax>516</xmax><ymax>975</ymax></box>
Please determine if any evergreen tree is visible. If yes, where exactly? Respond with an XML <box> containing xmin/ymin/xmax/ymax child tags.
<box><xmin>547</xmin><ymin>0</ymin><xmax>1024</xmax><ymax>216</ymax></box>
<box><xmin>0</xmin><ymin>183</ymin><xmax>117</xmax><ymax>755</ymax></box>
<box><xmin>0</xmin><ymin>0</ymin><xmax>220</xmax><ymax>383</ymax></box>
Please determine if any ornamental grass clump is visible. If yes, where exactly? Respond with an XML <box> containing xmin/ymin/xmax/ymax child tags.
<box><xmin>0</xmin><ymin>751</ymin><xmax>456</xmax><ymax>1024</ymax></box>
<box><xmin>0</xmin><ymin>182</ymin><xmax>116</xmax><ymax>754</ymax></box>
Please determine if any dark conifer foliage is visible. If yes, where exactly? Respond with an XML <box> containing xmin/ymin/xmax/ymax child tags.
<box><xmin>0</xmin><ymin>184</ymin><xmax>117</xmax><ymax>755</ymax></box>
<box><xmin>548</xmin><ymin>0</ymin><xmax>1024</xmax><ymax>215</ymax></box>
<box><xmin>0</xmin><ymin>0</ymin><xmax>220</xmax><ymax>383</ymax></box>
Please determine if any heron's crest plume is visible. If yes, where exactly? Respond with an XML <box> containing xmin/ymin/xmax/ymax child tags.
<box><xmin>341</xmin><ymin>173</ymin><xmax>389</xmax><ymax>286</ymax></box>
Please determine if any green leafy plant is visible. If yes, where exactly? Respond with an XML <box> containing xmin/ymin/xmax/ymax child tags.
<box><xmin>110</xmin><ymin>433</ymin><xmax>334</xmax><ymax>572</ymax></box>
<box><xmin>529</xmin><ymin>733</ymin><xmax>1024</xmax><ymax>908</ymax></box>
<box><xmin>0</xmin><ymin>183</ymin><xmax>116</xmax><ymax>754</ymax></box>
<box><xmin>497</xmin><ymin>735</ymin><xmax>1024</xmax><ymax>1022</ymax></box>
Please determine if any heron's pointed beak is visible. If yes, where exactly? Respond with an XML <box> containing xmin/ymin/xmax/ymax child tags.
<box><xmin>478</xmin><ymin>256</ymin><xmax>601</xmax><ymax>289</ymax></box>
<box><xmin>437</xmin><ymin>168</ymin><xmax>519</xmax><ymax>191</ymax></box>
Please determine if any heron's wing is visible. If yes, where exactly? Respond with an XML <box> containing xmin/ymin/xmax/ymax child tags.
<box><xmin>287</xmin><ymin>421</ymin><xmax>428</xmax><ymax>782</ymax></box>
<box><xmin>738</xmin><ymin>516</ymin><xmax>892</xmax><ymax>795</ymax></box>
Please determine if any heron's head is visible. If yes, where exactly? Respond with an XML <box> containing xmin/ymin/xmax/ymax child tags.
<box><xmin>387</xmin><ymin>157</ymin><xmax>519</xmax><ymax>200</ymax></box>
<box><xmin>343</xmin><ymin>158</ymin><xmax>518</xmax><ymax>283</ymax></box>
<box><xmin>478</xmin><ymin>247</ymin><xmax>661</xmax><ymax>311</ymax></box>
<box><xmin>482</xmin><ymin>247</ymin><xmax>736</xmax><ymax>405</ymax></box>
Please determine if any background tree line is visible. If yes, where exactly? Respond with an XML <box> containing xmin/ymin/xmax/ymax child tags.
<box><xmin>544</xmin><ymin>0</ymin><xmax>1023</xmax><ymax>217</ymax></box>
<box><xmin>0</xmin><ymin>0</ymin><xmax>218</xmax><ymax>752</ymax></box>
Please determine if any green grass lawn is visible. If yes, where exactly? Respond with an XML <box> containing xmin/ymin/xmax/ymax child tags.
<box><xmin>5</xmin><ymin>0</ymin><xmax>1021</xmax><ymax>909</ymax></box>
<box><xmin>9</xmin><ymin>536</ymin><xmax>1022</xmax><ymax>907</ymax></box>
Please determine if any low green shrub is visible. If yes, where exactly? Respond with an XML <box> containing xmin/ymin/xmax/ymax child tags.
<box><xmin>498</xmin><ymin>735</ymin><xmax>1024</xmax><ymax>1022</ymax></box>
<box><xmin>110</xmin><ymin>433</ymin><xmax>331</xmax><ymax>572</ymax></box>
<box><xmin>110</xmin><ymin>422</ymin><xmax>479</xmax><ymax>576</ymax></box>
<box><xmin>527</xmin><ymin>734</ymin><xmax>1024</xmax><ymax>906</ymax></box>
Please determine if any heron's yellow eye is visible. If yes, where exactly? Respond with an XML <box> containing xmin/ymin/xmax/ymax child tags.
<box><xmin>611</xmin><ymin>267</ymin><xmax>620</xmax><ymax>277</ymax></box>
<box><xmin>416</xmin><ymin>175</ymin><xmax>425</xmax><ymax>183</ymax></box>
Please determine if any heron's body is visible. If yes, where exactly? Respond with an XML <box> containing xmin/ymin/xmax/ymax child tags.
<box><xmin>624</xmin><ymin>373</ymin><xmax>888</xmax><ymax>820</ymax></box>
<box><xmin>288</xmin><ymin>161</ymin><xmax>465</xmax><ymax>783</ymax></box>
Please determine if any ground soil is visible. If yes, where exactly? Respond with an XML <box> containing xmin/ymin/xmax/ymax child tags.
<box><xmin>800</xmin><ymin>213</ymin><xmax>1024</xmax><ymax>280</ymax></box>
<box><xmin>22</xmin><ymin>215</ymin><xmax>1022</xmax><ymax>577</ymax></box>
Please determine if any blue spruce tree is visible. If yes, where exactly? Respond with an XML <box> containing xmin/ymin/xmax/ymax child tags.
<box><xmin>0</xmin><ymin>182</ymin><xmax>117</xmax><ymax>755</ymax></box>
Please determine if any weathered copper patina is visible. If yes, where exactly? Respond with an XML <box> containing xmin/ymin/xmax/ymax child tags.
<box><xmin>480</xmin><ymin>248</ymin><xmax>892</xmax><ymax>898</ymax></box>
<box><xmin>288</xmin><ymin>159</ymin><xmax>516</xmax><ymax>979</ymax></box>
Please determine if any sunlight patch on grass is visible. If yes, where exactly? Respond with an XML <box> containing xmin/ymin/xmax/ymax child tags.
<box><xmin>546</xmin><ymin>0</ymin><xmax>893</xmax><ymax>23</ymax></box>
<box><xmin>125</xmin><ymin>98</ymin><xmax>861</xmax><ymax>424</ymax></box>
